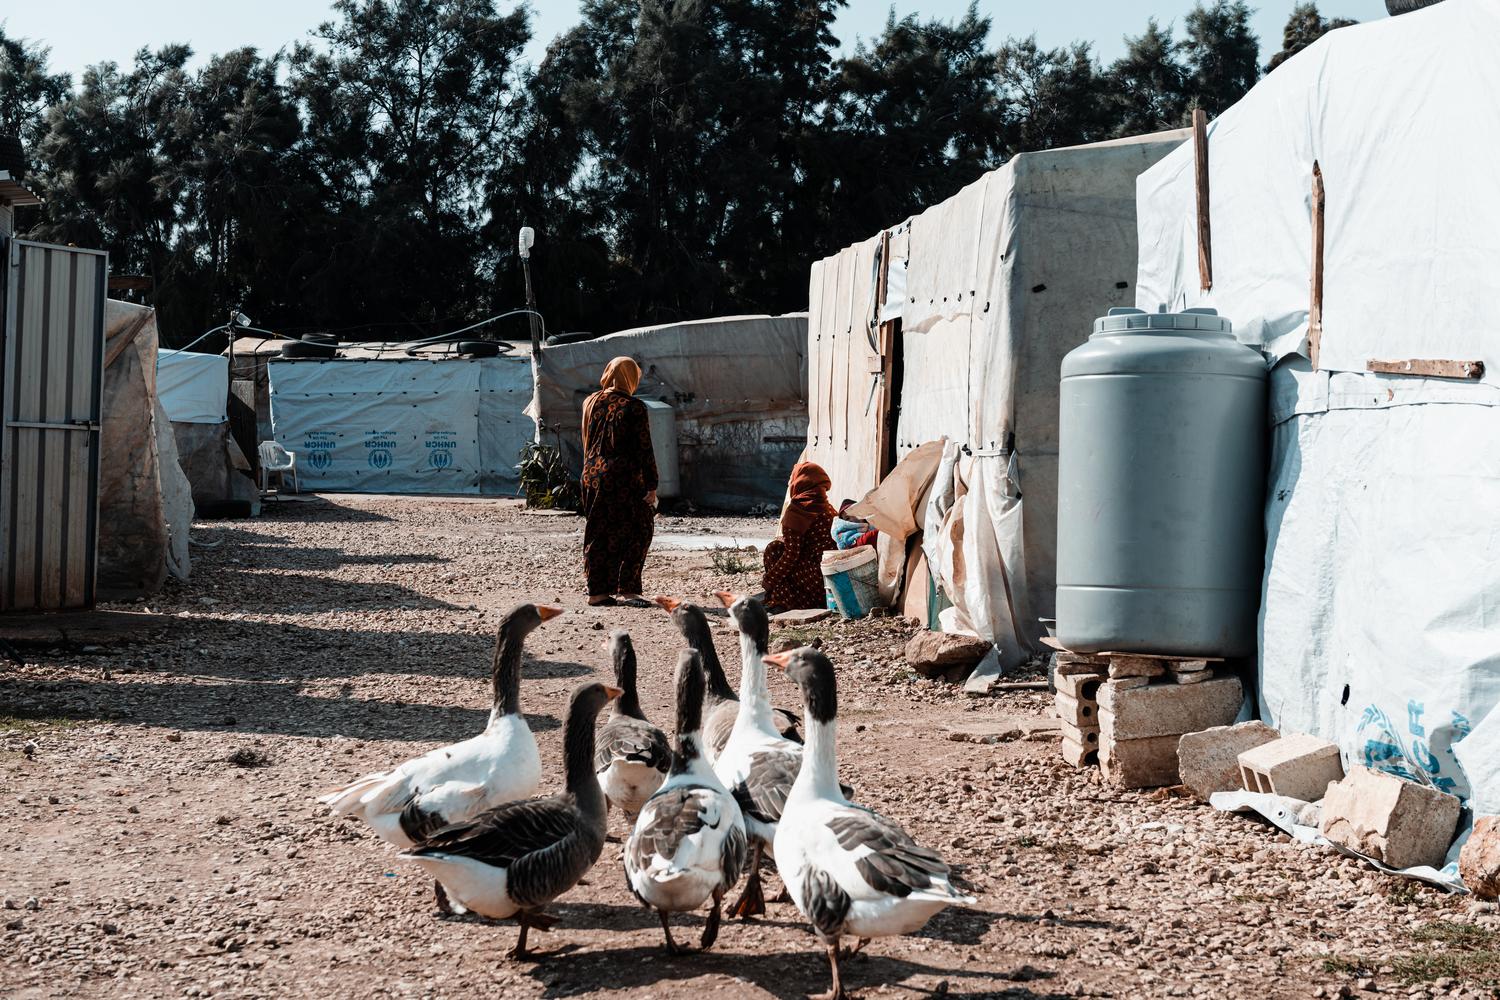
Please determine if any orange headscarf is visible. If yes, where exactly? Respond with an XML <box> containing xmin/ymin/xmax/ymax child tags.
<box><xmin>582</xmin><ymin>357</ymin><xmax>643</xmax><ymax>455</ymax></box>
<box><xmin>599</xmin><ymin>356</ymin><xmax>641</xmax><ymax>395</ymax></box>
<box><xmin>780</xmin><ymin>462</ymin><xmax>835</xmax><ymax>537</ymax></box>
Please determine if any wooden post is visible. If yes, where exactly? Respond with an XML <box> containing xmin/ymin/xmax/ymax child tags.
<box><xmin>1309</xmin><ymin>161</ymin><xmax>1325</xmax><ymax>370</ymax></box>
<box><xmin>873</xmin><ymin>229</ymin><xmax>895</xmax><ymax>480</ymax></box>
<box><xmin>1193</xmin><ymin>108</ymin><xmax>1213</xmax><ymax>292</ymax></box>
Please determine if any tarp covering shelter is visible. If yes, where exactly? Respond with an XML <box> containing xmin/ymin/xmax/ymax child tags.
<box><xmin>806</xmin><ymin>130</ymin><xmax>1189</xmax><ymax>667</ymax></box>
<box><xmin>528</xmin><ymin>315</ymin><xmax>809</xmax><ymax>509</ymax></box>
<box><xmin>269</xmin><ymin>354</ymin><xmax>533</xmax><ymax>495</ymax></box>
<box><xmin>157</xmin><ymin>350</ymin><xmax>229</xmax><ymax>424</ymax></box>
<box><xmin>1134</xmin><ymin>0</ymin><xmax>1500</xmax><ymax>821</ymax></box>
<box><xmin>99</xmin><ymin>302</ymin><xmax>191</xmax><ymax>597</ymax></box>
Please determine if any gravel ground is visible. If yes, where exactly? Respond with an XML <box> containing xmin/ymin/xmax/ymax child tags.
<box><xmin>2</xmin><ymin>495</ymin><xmax>1498</xmax><ymax>1000</ymax></box>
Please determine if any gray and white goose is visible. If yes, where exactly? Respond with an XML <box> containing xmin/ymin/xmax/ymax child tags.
<box><xmin>399</xmin><ymin>680</ymin><xmax>621</xmax><ymax>959</ymax></box>
<box><xmin>319</xmin><ymin>602</ymin><xmax>555</xmax><ymax>912</ymax></box>
<box><xmin>769</xmin><ymin>647</ymin><xmax>975</xmax><ymax>1000</ymax></box>
<box><xmin>711</xmin><ymin>590</ymin><xmax>807</xmax><ymax>919</ymax></box>
<box><xmin>654</xmin><ymin>596</ymin><xmax>801</xmax><ymax>763</ymax></box>
<box><xmin>595</xmin><ymin>630</ymin><xmax>671</xmax><ymax>823</ymax></box>
<box><xmin>624</xmin><ymin>649</ymin><xmax>748</xmax><ymax>953</ymax></box>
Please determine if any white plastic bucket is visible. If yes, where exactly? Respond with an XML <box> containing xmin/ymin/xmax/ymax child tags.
<box><xmin>822</xmin><ymin>546</ymin><xmax>880</xmax><ymax>620</ymax></box>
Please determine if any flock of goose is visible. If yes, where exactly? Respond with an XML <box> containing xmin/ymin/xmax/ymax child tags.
<box><xmin>319</xmin><ymin>594</ymin><xmax>974</xmax><ymax>999</ymax></box>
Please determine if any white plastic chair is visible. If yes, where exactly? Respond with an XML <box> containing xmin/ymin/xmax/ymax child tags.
<box><xmin>258</xmin><ymin>441</ymin><xmax>299</xmax><ymax>494</ymax></box>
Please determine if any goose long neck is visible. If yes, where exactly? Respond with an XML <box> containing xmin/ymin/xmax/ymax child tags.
<box><xmin>564</xmin><ymin>700</ymin><xmax>608</xmax><ymax>818</ymax></box>
<box><xmin>695</xmin><ymin>632</ymin><xmax>737</xmax><ymax>704</ymax></box>
<box><xmin>491</xmin><ymin>627</ymin><xmax>524</xmax><ymax>717</ymax></box>
<box><xmin>615</xmin><ymin>655</ymin><xmax>645</xmax><ymax>721</ymax></box>
<box><xmin>736</xmin><ymin>632</ymin><xmax>777</xmax><ymax>728</ymax></box>
<box><xmin>669</xmin><ymin>730</ymin><xmax>712</xmax><ymax>779</ymax></box>
<box><xmin>794</xmin><ymin>717</ymin><xmax>843</xmax><ymax>801</ymax></box>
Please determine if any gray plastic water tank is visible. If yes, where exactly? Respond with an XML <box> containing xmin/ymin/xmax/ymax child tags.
<box><xmin>640</xmin><ymin>399</ymin><xmax>680</xmax><ymax>499</ymax></box>
<box><xmin>1055</xmin><ymin>307</ymin><xmax>1267</xmax><ymax>657</ymax></box>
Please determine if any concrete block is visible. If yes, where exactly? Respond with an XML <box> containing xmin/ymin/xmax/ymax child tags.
<box><xmin>1055</xmin><ymin>671</ymin><xmax>1104</xmax><ymax>701</ymax></box>
<box><xmin>1174</xmin><ymin>669</ymin><xmax>1214</xmax><ymax>685</ymax></box>
<box><xmin>1460</xmin><ymin>815</ymin><xmax>1500</xmax><ymax>901</ymax></box>
<box><xmin>1101</xmin><ymin>734</ymin><xmax>1181</xmax><ymax>789</ymax></box>
<box><xmin>1108</xmin><ymin>655</ymin><xmax>1168</xmax><ymax>680</ymax></box>
<box><xmin>1062</xmin><ymin>737</ymin><xmax>1098</xmax><ymax>769</ymax></box>
<box><xmin>1176</xmin><ymin>721</ymin><xmax>1279</xmax><ymax>802</ymax></box>
<box><xmin>1097</xmin><ymin>675</ymin><xmax>1242</xmax><ymax>741</ymax></box>
<box><xmin>1059</xmin><ymin>722</ymin><xmax>1099</xmax><ymax>750</ymax></box>
<box><xmin>1319</xmin><ymin>766</ymin><xmax>1461</xmax><ymax>871</ymax></box>
<box><xmin>1237</xmin><ymin>733</ymin><xmax>1344</xmax><ymax>802</ymax></box>
<box><xmin>1053</xmin><ymin>691</ymin><xmax>1098</xmax><ymax>729</ymax></box>
<box><xmin>1103</xmin><ymin>676</ymin><xmax>1149</xmax><ymax>693</ymax></box>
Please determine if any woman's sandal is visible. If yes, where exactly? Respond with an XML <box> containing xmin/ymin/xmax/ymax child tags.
<box><xmin>588</xmin><ymin>597</ymin><xmax>619</xmax><ymax>607</ymax></box>
<box><xmin>616</xmin><ymin>596</ymin><xmax>654</xmax><ymax>609</ymax></box>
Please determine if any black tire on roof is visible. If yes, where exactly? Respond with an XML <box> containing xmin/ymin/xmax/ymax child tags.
<box><xmin>456</xmin><ymin>340</ymin><xmax>502</xmax><ymax>357</ymax></box>
<box><xmin>279</xmin><ymin>340</ymin><xmax>338</xmax><ymax>359</ymax></box>
<box><xmin>300</xmin><ymin>333</ymin><xmax>340</xmax><ymax>346</ymax></box>
<box><xmin>1385</xmin><ymin>0</ymin><xmax>1445</xmax><ymax>14</ymax></box>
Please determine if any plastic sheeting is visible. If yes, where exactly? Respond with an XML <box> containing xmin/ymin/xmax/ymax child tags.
<box><xmin>1135</xmin><ymin>1</ymin><xmax>1500</xmax><ymax>819</ymax></box>
<box><xmin>156</xmin><ymin>350</ymin><xmax>229</xmax><ymax>423</ymax></box>
<box><xmin>528</xmin><ymin>315</ymin><xmax>808</xmax><ymax>509</ymax></box>
<box><xmin>269</xmin><ymin>356</ymin><xmax>533</xmax><ymax>495</ymax></box>
<box><xmin>98</xmin><ymin>303</ymin><xmax>191</xmax><ymax>599</ymax></box>
<box><xmin>807</xmin><ymin>130</ymin><xmax>1188</xmax><ymax>662</ymax></box>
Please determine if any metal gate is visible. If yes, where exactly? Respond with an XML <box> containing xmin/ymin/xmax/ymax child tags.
<box><xmin>0</xmin><ymin>238</ymin><xmax>109</xmax><ymax>610</ymax></box>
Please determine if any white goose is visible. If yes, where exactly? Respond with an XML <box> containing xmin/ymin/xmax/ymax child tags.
<box><xmin>769</xmin><ymin>646</ymin><xmax>975</xmax><ymax>1000</ymax></box>
<box><xmin>319</xmin><ymin>603</ymin><xmax>555</xmax><ymax>905</ymax></box>
<box><xmin>624</xmin><ymin>649</ymin><xmax>748</xmax><ymax>953</ymax></box>
<box><xmin>711</xmin><ymin>591</ymin><xmax>805</xmax><ymax>919</ymax></box>
<box><xmin>595</xmin><ymin>630</ymin><xmax>671</xmax><ymax>823</ymax></box>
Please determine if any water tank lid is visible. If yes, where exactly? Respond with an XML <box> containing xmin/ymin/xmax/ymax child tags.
<box><xmin>1093</xmin><ymin>306</ymin><xmax>1233</xmax><ymax>336</ymax></box>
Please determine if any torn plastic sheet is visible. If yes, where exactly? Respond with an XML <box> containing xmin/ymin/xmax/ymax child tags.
<box><xmin>1210</xmin><ymin>790</ymin><xmax>1467</xmax><ymax>893</ymax></box>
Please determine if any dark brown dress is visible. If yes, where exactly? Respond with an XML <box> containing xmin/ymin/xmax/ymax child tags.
<box><xmin>763</xmin><ymin>509</ymin><xmax>837</xmax><ymax>611</ymax></box>
<box><xmin>580</xmin><ymin>390</ymin><xmax>658</xmax><ymax>597</ymax></box>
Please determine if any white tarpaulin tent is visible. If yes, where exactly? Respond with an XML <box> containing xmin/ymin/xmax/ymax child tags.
<box><xmin>156</xmin><ymin>350</ymin><xmax>228</xmax><ymax>423</ymax></box>
<box><xmin>528</xmin><ymin>315</ymin><xmax>808</xmax><ymax>508</ymax></box>
<box><xmin>807</xmin><ymin>130</ymin><xmax>1189</xmax><ymax>666</ymax></box>
<box><xmin>269</xmin><ymin>355</ymin><xmax>533</xmax><ymax>494</ymax></box>
<box><xmin>1135</xmin><ymin>0</ymin><xmax>1500</xmax><ymax>821</ymax></box>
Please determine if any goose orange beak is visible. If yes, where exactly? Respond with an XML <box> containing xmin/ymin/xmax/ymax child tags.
<box><xmin>535</xmin><ymin>605</ymin><xmax>564</xmax><ymax>622</ymax></box>
<box><xmin>604</xmin><ymin>686</ymin><xmax>624</xmax><ymax>700</ymax></box>
<box><xmin>653</xmin><ymin>595</ymin><xmax>680</xmax><ymax>613</ymax></box>
<box><xmin>714</xmin><ymin>590</ymin><xmax>736</xmax><ymax>608</ymax></box>
<box><xmin>763</xmin><ymin>651</ymin><xmax>793</xmax><ymax>671</ymax></box>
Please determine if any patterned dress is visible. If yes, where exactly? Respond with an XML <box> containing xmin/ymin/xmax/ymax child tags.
<box><xmin>763</xmin><ymin>509</ymin><xmax>837</xmax><ymax>611</ymax></box>
<box><xmin>580</xmin><ymin>390</ymin><xmax>658</xmax><ymax>597</ymax></box>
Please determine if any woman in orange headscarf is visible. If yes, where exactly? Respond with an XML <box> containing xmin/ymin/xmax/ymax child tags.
<box><xmin>579</xmin><ymin>357</ymin><xmax>659</xmax><ymax>606</ymax></box>
<box><xmin>762</xmin><ymin>461</ymin><xmax>838</xmax><ymax>612</ymax></box>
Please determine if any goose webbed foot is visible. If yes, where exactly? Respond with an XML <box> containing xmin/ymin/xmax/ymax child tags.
<box><xmin>659</xmin><ymin>912</ymin><xmax>688</xmax><ymax>955</ymax></box>
<box><xmin>837</xmin><ymin>937</ymin><xmax>871</xmax><ymax>960</ymax></box>
<box><xmin>810</xmin><ymin>942</ymin><xmax>847</xmax><ymax>1000</ymax></box>
<box><xmin>728</xmin><ymin>844</ymin><xmax>767</xmax><ymax>919</ymax></box>
<box><xmin>506</xmin><ymin>911</ymin><xmax>558</xmax><ymax>960</ymax></box>
<box><xmin>700</xmin><ymin>892</ymin><xmax>724</xmax><ymax>951</ymax></box>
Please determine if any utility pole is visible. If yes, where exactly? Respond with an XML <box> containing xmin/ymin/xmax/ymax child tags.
<box><xmin>519</xmin><ymin>226</ymin><xmax>539</xmax><ymax>357</ymax></box>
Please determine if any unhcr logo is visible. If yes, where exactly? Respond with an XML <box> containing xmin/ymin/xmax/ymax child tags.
<box><xmin>309</xmin><ymin>450</ymin><xmax>333</xmax><ymax>471</ymax></box>
<box><xmin>368</xmin><ymin>449</ymin><xmax>392</xmax><ymax>470</ymax></box>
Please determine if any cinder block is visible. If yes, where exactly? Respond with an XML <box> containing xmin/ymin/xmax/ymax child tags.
<box><xmin>1053</xmin><ymin>691</ymin><xmax>1098</xmax><ymax>729</ymax></box>
<box><xmin>1237</xmin><ymin>733</ymin><xmax>1344</xmax><ymax>802</ymax></box>
<box><xmin>1108</xmin><ymin>655</ymin><xmax>1168</xmax><ymax>680</ymax></box>
<box><xmin>1059</xmin><ymin>722</ymin><xmax>1099</xmax><ymax>750</ymax></box>
<box><xmin>1101</xmin><ymin>734</ymin><xmax>1181</xmax><ymax>789</ymax></box>
<box><xmin>1320</xmin><ymin>766</ymin><xmax>1461</xmax><ymax>871</ymax></box>
<box><xmin>1177</xmin><ymin>721</ymin><xmax>1279</xmax><ymax>801</ymax></box>
<box><xmin>1055</xmin><ymin>671</ymin><xmax>1104</xmax><ymax>701</ymax></box>
<box><xmin>1062</xmin><ymin>737</ymin><xmax>1099</xmax><ymax>769</ymax></box>
<box><xmin>1097</xmin><ymin>675</ymin><xmax>1242</xmax><ymax>741</ymax></box>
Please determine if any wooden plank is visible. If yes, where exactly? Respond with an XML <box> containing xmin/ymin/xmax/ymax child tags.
<box><xmin>1309</xmin><ymin>161</ymin><xmax>1325</xmax><ymax>370</ymax></box>
<box><xmin>872</xmin><ymin>229</ymin><xmax>895</xmax><ymax>479</ymax></box>
<box><xmin>106</xmin><ymin>275</ymin><xmax>152</xmax><ymax>292</ymax></box>
<box><xmin>1193</xmin><ymin>108</ymin><xmax>1213</xmax><ymax>292</ymax></box>
<box><xmin>1366</xmin><ymin>358</ymin><xmax>1484</xmax><ymax>380</ymax></box>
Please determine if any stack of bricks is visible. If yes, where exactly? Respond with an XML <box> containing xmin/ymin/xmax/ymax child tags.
<box><xmin>1096</xmin><ymin>656</ymin><xmax>1243</xmax><ymax>788</ymax></box>
<box><xmin>1053</xmin><ymin>652</ymin><xmax>1106</xmax><ymax>768</ymax></box>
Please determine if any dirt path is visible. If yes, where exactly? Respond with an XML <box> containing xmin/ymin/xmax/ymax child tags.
<box><xmin>2</xmin><ymin>496</ymin><xmax>1495</xmax><ymax>999</ymax></box>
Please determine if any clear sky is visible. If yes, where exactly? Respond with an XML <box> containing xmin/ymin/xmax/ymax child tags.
<box><xmin>4</xmin><ymin>1</ymin><xmax>1390</xmax><ymax>83</ymax></box>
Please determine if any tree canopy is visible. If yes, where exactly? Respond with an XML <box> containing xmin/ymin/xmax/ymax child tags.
<box><xmin>2</xmin><ymin>1</ymin><xmax>1354</xmax><ymax>346</ymax></box>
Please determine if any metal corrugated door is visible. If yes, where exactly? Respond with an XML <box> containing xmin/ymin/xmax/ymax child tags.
<box><xmin>0</xmin><ymin>239</ymin><xmax>108</xmax><ymax>610</ymax></box>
